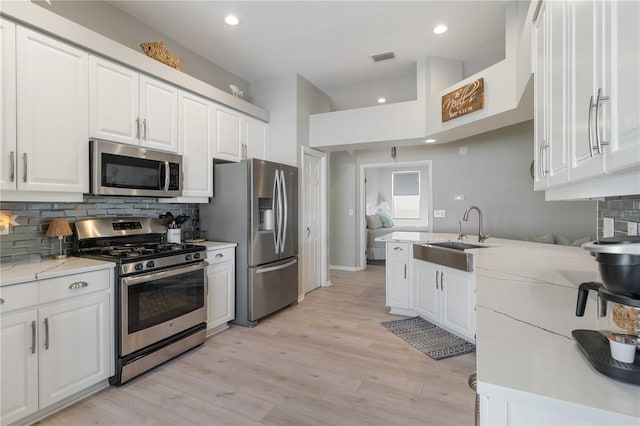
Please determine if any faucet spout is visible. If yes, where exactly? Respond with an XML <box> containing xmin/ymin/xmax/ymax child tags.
<box><xmin>462</xmin><ymin>205</ymin><xmax>489</xmax><ymax>243</ymax></box>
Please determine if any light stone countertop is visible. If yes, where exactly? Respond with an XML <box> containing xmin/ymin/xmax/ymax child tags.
<box><xmin>200</xmin><ymin>241</ymin><xmax>238</xmax><ymax>251</ymax></box>
<box><xmin>376</xmin><ymin>231</ymin><xmax>640</xmax><ymax>419</ymax></box>
<box><xmin>0</xmin><ymin>257</ymin><xmax>115</xmax><ymax>286</ymax></box>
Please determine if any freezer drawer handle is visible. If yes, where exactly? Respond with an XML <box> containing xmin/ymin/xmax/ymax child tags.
<box><xmin>256</xmin><ymin>258</ymin><xmax>298</xmax><ymax>274</ymax></box>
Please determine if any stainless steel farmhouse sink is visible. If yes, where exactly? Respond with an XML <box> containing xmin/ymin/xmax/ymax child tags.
<box><xmin>413</xmin><ymin>241</ymin><xmax>491</xmax><ymax>272</ymax></box>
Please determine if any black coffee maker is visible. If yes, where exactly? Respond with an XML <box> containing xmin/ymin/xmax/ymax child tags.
<box><xmin>574</xmin><ymin>236</ymin><xmax>640</xmax><ymax>386</ymax></box>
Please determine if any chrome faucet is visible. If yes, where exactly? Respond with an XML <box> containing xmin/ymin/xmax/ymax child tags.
<box><xmin>462</xmin><ymin>205</ymin><xmax>489</xmax><ymax>243</ymax></box>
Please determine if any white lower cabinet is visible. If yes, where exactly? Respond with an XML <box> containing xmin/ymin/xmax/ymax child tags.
<box><xmin>0</xmin><ymin>268</ymin><xmax>112</xmax><ymax>426</ymax></box>
<box><xmin>385</xmin><ymin>242</ymin><xmax>412</xmax><ymax>315</ymax></box>
<box><xmin>206</xmin><ymin>246</ymin><xmax>236</xmax><ymax>335</ymax></box>
<box><xmin>414</xmin><ymin>259</ymin><xmax>476</xmax><ymax>342</ymax></box>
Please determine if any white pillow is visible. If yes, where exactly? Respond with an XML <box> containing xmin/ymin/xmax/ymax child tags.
<box><xmin>366</xmin><ymin>214</ymin><xmax>383</xmax><ymax>230</ymax></box>
<box><xmin>529</xmin><ymin>233</ymin><xmax>555</xmax><ymax>244</ymax></box>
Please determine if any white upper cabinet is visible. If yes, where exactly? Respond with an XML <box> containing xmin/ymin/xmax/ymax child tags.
<box><xmin>16</xmin><ymin>26</ymin><xmax>89</xmax><ymax>193</ymax></box>
<box><xmin>89</xmin><ymin>56</ymin><xmax>139</xmax><ymax>145</ymax></box>
<box><xmin>213</xmin><ymin>104</ymin><xmax>243</xmax><ymax>162</ymax></box>
<box><xmin>178</xmin><ymin>90</ymin><xmax>213</xmax><ymax>198</ymax></box>
<box><xmin>244</xmin><ymin>116</ymin><xmax>267</xmax><ymax>161</ymax></box>
<box><xmin>0</xmin><ymin>19</ymin><xmax>17</xmax><ymax>192</ymax></box>
<box><xmin>89</xmin><ymin>56</ymin><xmax>178</xmax><ymax>153</ymax></box>
<box><xmin>534</xmin><ymin>0</ymin><xmax>640</xmax><ymax>198</ymax></box>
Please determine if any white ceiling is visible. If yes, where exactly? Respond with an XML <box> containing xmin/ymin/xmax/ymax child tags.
<box><xmin>109</xmin><ymin>1</ymin><xmax>507</xmax><ymax>110</ymax></box>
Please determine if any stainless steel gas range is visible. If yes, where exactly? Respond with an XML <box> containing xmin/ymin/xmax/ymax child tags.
<box><xmin>74</xmin><ymin>217</ymin><xmax>208</xmax><ymax>385</ymax></box>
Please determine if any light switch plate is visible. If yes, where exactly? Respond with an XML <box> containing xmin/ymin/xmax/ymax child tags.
<box><xmin>628</xmin><ymin>222</ymin><xmax>638</xmax><ymax>236</ymax></box>
<box><xmin>434</xmin><ymin>210</ymin><xmax>445</xmax><ymax>218</ymax></box>
<box><xmin>603</xmin><ymin>217</ymin><xmax>614</xmax><ymax>238</ymax></box>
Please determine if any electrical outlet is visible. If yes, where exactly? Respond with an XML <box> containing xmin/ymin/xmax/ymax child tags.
<box><xmin>628</xmin><ymin>222</ymin><xmax>638</xmax><ymax>236</ymax></box>
<box><xmin>434</xmin><ymin>210</ymin><xmax>445</xmax><ymax>218</ymax></box>
<box><xmin>0</xmin><ymin>223</ymin><xmax>8</xmax><ymax>235</ymax></box>
<box><xmin>348</xmin><ymin>208</ymin><xmax>354</xmax><ymax>217</ymax></box>
<box><xmin>603</xmin><ymin>217</ymin><xmax>614</xmax><ymax>238</ymax></box>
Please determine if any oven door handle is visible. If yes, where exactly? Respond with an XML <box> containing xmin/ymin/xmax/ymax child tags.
<box><xmin>121</xmin><ymin>261</ymin><xmax>209</xmax><ymax>287</ymax></box>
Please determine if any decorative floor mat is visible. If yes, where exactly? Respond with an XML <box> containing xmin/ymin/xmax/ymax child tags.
<box><xmin>381</xmin><ymin>316</ymin><xmax>476</xmax><ymax>360</ymax></box>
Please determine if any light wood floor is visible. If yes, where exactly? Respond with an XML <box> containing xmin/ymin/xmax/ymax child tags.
<box><xmin>40</xmin><ymin>265</ymin><xmax>476</xmax><ymax>426</ymax></box>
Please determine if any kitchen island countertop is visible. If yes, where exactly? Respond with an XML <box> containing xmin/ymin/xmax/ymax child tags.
<box><xmin>375</xmin><ymin>231</ymin><xmax>640</xmax><ymax>420</ymax></box>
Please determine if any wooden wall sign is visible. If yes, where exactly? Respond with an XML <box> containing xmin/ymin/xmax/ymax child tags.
<box><xmin>441</xmin><ymin>77</ymin><xmax>484</xmax><ymax>122</ymax></box>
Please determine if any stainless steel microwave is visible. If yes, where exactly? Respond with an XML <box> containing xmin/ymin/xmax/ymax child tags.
<box><xmin>90</xmin><ymin>140</ymin><xmax>182</xmax><ymax>197</ymax></box>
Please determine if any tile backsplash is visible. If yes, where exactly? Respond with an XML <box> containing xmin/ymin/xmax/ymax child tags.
<box><xmin>598</xmin><ymin>195</ymin><xmax>640</xmax><ymax>238</ymax></box>
<box><xmin>0</xmin><ymin>196</ymin><xmax>199</xmax><ymax>262</ymax></box>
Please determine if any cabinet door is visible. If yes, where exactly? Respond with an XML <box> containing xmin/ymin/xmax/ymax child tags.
<box><xmin>1</xmin><ymin>310</ymin><xmax>38</xmax><ymax>425</ymax></box>
<box><xmin>386</xmin><ymin>256</ymin><xmax>409</xmax><ymax>309</ymax></box>
<box><xmin>533</xmin><ymin>2</ymin><xmax>548</xmax><ymax>190</ymax></box>
<box><xmin>16</xmin><ymin>27</ymin><xmax>89</xmax><ymax>193</ymax></box>
<box><xmin>38</xmin><ymin>292</ymin><xmax>110</xmax><ymax>408</ymax></box>
<box><xmin>206</xmin><ymin>260</ymin><xmax>235</xmax><ymax>331</ymax></box>
<box><xmin>244</xmin><ymin>116</ymin><xmax>267</xmax><ymax>160</ymax></box>
<box><xmin>139</xmin><ymin>74</ymin><xmax>178</xmax><ymax>152</ymax></box>
<box><xmin>213</xmin><ymin>105</ymin><xmax>242</xmax><ymax>162</ymax></box>
<box><xmin>440</xmin><ymin>267</ymin><xmax>475</xmax><ymax>342</ymax></box>
<box><xmin>89</xmin><ymin>56</ymin><xmax>140</xmax><ymax>145</ymax></box>
<box><xmin>604</xmin><ymin>0</ymin><xmax>640</xmax><ymax>173</ymax></box>
<box><xmin>178</xmin><ymin>90</ymin><xmax>213</xmax><ymax>197</ymax></box>
<box><xmin>568</xmin><ymin>0</ymin><xmax>605</xmax><ymax>182</ymax></box>
<box><xmin>414</xmin><ymin>260</ymin><xmax>439</xmax><ymax>323</ymax></box>
<box><xmin>0</xmin><ymin>19</ymin><xmax>17</xmax><ymax>192</ymax></box>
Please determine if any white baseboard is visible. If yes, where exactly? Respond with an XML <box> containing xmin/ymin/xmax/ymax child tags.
<box><xmin>329</xmin><ymin>265</ymin><xmax>358</xmax><ymax>271</ymax></box>
<box><xmin>321</xmin><ymin>280</ymin><xmax>333</xmax><ymax>287</ymax></box>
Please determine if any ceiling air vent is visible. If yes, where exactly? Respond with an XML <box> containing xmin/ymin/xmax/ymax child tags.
<box><xmin>370</xmin><ymin>51</ymin><xmax>395</xmax><ymax>62</ymax></box>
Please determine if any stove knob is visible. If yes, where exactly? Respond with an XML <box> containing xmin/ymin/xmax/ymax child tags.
<box><xmin>185</xmin><ymin>254</ymin><xmax>193</xmax><ymax>261</ymax></box>
<box><xmin>146</xmin><ymin>261</ymin><xmax>155</xmax><ymax>268</ymax></box>
<box><xmin>193</xmin><ymin>253</ymin><xmax>201</xmax><ymax>259</ymax></box>
<box><xmin>134</xmin><ymin>263</ymin><xmax>144</xmax><ymax>271</ymax></box>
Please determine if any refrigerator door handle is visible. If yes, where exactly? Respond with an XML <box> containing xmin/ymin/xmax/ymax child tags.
<box><xmin>272</xmin><ymin>170</ymin><xmax>279</xmax><ymax>253</ymax></box>
<box><xmin>276</xmin><ymin>170</ymin><xmax>284</xmax><ymax>254</ymax></box>
<box><xmin>256</xmin><ymin>258</ymin><xmax>298</xmax><ymax>274</ymax></box>
<box><xmin>280</xmin><ymin>170</ymin><xmax>288</xmax><ymax>254</ymax></box>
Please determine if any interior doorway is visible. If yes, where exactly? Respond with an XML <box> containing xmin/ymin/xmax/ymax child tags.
<box><xmin>358</xmin><ymin>160</ymin><xmax>433</xmax><ymax>270</ymax></box>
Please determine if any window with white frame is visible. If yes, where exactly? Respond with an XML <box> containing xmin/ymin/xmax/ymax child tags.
<box><xmin>391</xmin><ymin>171</ymin><xmax>420</xmax><ymax>219</ymax></box>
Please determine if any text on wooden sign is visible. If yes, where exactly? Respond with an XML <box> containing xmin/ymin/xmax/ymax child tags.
<box><xmin>441</xmin><ymin>78</ymin><xmax>484</xmax><ymax>122</ymax></box>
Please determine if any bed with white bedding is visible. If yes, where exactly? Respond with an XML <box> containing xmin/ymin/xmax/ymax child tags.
<box><xmin>365</xmin><ymin>214</ymin><xmax>428</xmax><ymax>260</ymax></box>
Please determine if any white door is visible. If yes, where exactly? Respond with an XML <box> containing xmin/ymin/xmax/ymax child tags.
<box><xmin>0</xmin><ymin>310</ymin><xmax>38</xmax><ymax>425</ymax></box>
<box><xmin>213</xmin><ymin>105</ymin><xmax>242</xmax><ymax>162</ymax></box>
<box><xmin>178</xmin><ymin>90</ymin><xmax>213</xmax><ymax>197</ymax></box>
<box><xmin>604</xmin><ymin>0</ymin><xmax>640</xmax><ymax>173</ymax></box>
<box><xmin>414</xmin><ymin>260</ymin><xmax>439</xmax><ymax>323</ymax></box>
<box><xmin>206</xmin><ymin>259</ymin><xmax>235</xmax><ymax>331</ymax></box>
<box><xmin>89</xmin><ymin>56</ymin><xmax>140</xmax><ymax>145</ymax></box>
<box><xmin>244</xmin><ymin>116</ymin><xmax>267</xmax><ymax>160</ymax></box>
<box><xmin>303</xmin><ymin>152</ymin><xmax>321</xmax><ymax>294</ymax></box>
<box><xmin>38</xmin><ymin>292</ymin><xmax>110</xmax><ymax>408</ymax></box>
<box><xmin>386</xmin><ymin>256</ymin><xmax>408</xmax><ymax>309</ymax></box>
<box><xmin>0</xmin><ymin>18</ymin><xmax>17</xmax><ymax>191</ymax></box>
<box><xmin>139</xmin><ymin>74</ymin><xmax>178</xmax><ymax>152</ymax></box>
<box><xmin>16</xmin><ymin>26</ymin><xmax>89</xmax><ymax>193</ymax></box>
<box><xmin>440</xmin><ymin>268</ymin><xmax>475</xmax><ymax>341</ymax></box>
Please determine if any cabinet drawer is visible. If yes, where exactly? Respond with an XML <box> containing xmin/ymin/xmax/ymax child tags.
<box><xmin>0</xmin><ymin>281</ymin><xmax>38</xmax><ymax>313</ymax></box>
<box><xmin>39</xmin><ymin>270</ymin><xmax>110</xmax><ymax>305</ymax></box>
<box><xmin>208</xmin><ymin>247</ymin><xmax>235</xmax><ymax>265</ymax></box>
<box><xmin>387</xmin><ymin>243</ymin><xmax>409</xmax><ymax>257</ymax></box>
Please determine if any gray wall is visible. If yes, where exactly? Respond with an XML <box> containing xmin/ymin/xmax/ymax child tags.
<box><xmin>0</xmin><ymin>197</ymin><xmax>198</xmax><ymax>262</ymax></box>
<box><xmin>330</xmin><ymin>120</ymin><xmax>598</xmax><ymax>268</ymax></box>
<box><xmin>33</xmin><ymin>0</ymin><xmax>250</xmax><ymax>98</ymax></box>
<box><xmin>330</xmin><ymin>152</ymin><xmax>357</xmax><ymax>267</ymax></box>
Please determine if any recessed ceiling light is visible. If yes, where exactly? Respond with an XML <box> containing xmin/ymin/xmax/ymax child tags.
<box><xmin>377</xmin><ymin>97</ymin><xmax>387</xmax><ymax>104</ymax></box>
<box><xmin>224</xmin><ymin>14</ymin><xmax>240</xmax><ymax>26</ymax></box>
<box><xmin>433</xmin><ymin>24</ymin><xmax>448</xmax><ymax>35</ymax></box>
<box><xmin>424</xmin><ymin>138</ymin><xmax>437</xmax><ymax>143</ymax></box>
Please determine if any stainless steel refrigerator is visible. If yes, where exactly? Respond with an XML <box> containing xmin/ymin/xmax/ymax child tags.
<box><xmin>200</xmin><ymin>159</ymin><xmax>298</xmax><ymax>327</ymax></box>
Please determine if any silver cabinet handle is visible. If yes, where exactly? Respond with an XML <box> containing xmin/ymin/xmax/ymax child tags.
<box><xmin>23</xmin><ymin>153</ymin><xmax>27</xmax><ymax>182</ymax></box>
<box><xmin>69</xmin><ymin>281</ymin><xmax>88</xmax><ymax>290</ymax></box>
<box><xmin>538</xmin><ymin>141</ymin><xmax>545</xmax><ymax>177</ymax></box>
<box><xmin>136</xmin><ymin>117</ymin><xmax>140</xmax><ymax>139</ymax></box>
<box><xmin>594</xmin><ymin>88</ymin><xmax>609</xmax><ymax>153</ymax></box>
<box><xmin>435</xmin><ymin>271</ymin><xmax>439</xmax><ymax>290</ymax></box>
<box><xmin>587</xmin><ymin>95</ymin><xmax>596</xmax><ymax>157</ymax></box>
<box><xmin>143</xmin><ymin>119</ymin><xmax>147</xmax><ymax>140</ymax></box>
<box><xmin>31</xmin><ymin>320</ymin><xmax>36</xmax><ymax>354</ymax></box>
<box><xmin>306</xmin><ymin>226</ymin><xmax>311</xmax><ymax>238</ymax></box>
<box><xmin>440</xmin><ymin>272</ymin><xmax>444</xmax><ymax>291</ymax></box>
<box><xmin>404</xmin><ymin>264</ymin><xmax>407</xmax><ymax>279</ymax></box>
<box><xmin>44</xmin><ymin>317</ymin><xmax>50</xmax><ymax>350</ymax></box>
<box><xmin>9</xmin><ymin>151</ymin><xmax>15</xmax><ymax>182</ymax></box>
<box><xmin>215</xmin><ymin>253</ymin><xmax>223</xmax><ymax>259</ymax></box>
